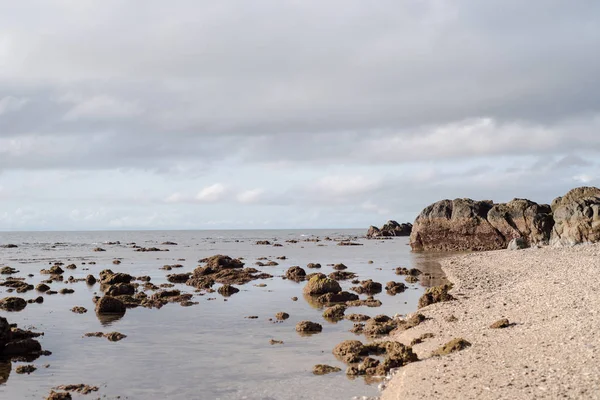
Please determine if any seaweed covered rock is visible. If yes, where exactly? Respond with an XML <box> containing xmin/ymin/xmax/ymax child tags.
<box><xmin>418</xmin><ymin>284</ymin><xmax>454</xmax><ymax>308</ymax></box>
<box><xmin>432</xmin><ymin>338</ymin><xmax>471</xmax><ymax>356</ymax></box>
<box><xmin>303</xmin><ymin>276</ymin><xmax>341</xmax><ymax>296</ymax></box>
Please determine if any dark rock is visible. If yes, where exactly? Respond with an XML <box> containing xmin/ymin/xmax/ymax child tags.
<box><xmin>71</xmin><ymin>307</ymin><xmax>87</xmax><ymax>314</ymax></box>
<box><xmin>367</xmin><ymin>221</ymin><xmax>413</xmax><ymax>238</ymax></box>
<box><xmin>285</xmin><ymin>266</ymin><xmax>306</xmax><ymax>282</ymax></box>
<box><xmin>85</xmin><ymin>275</ymin><xmax>96</xmax><ymax>285</ymax></box>
<box><xmin>217</xmin><ymin>284</ymin><xmax>239</xmax><ymax>296</ymax></box>
<box><xmin>328</xmin><ymin>271</ymin><xmax>357</xmax><ymax>281</ymax></box>
<box><xmin>15</xmin><ymin>364</ymin><xmax>36</xmax><ymax>374</ymax></box>
<box><xmin>351</xmin><ymin>279</ymin><xmax>382</xmax><ymax>295</ymax></box>
<box><xmin>306</xmin><ymin>263</ymin><xmax>321</xmax><ymax>269</ymax></box>
<box><xmin>317</xmin><ymin>291</ymin><xmax>359</xmax><ymax>304</ymax></box>
<box><xmin>275</xmin><ymin>312</ymin><xmax>289</xmax><ymax>320</ymax></box>
<box><xmin>167</xmin><ymin>273</ymin><xmax>191</xmax><ymax>283</ymax></box>
<box><xmin>333</xmin><ymin>263</ymin><xmax>347</xmax><ymax>270</ymax></box>
<box><xmin>36</xmin><ymin>284</ymin><xmax>51</xmax><ymax>292</ymax></box>
<box><xmin>385</xmin><ymin>281</ymin><xmax>407</xmax><ymax>295</ymax></box>
<box><xmin>95</xmin><ymin>296</ymin><xmax>126</xmax><ymax>315</ymax></box>
<box><xmin>0</xmin><ymin>297</ymin><xmax>27</xmax><ymax>311</ymax></box>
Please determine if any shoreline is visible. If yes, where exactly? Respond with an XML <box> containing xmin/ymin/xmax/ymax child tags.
<box><xmin>380</xmin><ymin>243</ymin><xmax>600</xmax><ymax>399</ymax></box>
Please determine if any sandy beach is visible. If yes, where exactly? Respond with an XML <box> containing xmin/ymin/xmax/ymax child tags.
<box><xmin>381</xmin><ymin>243</ymin><xmax>600</xmax><ymax>400</ymax></box>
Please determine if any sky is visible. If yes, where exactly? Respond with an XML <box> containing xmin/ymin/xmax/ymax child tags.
<box><xmin>1</xmin><ymin>0</ymin><xmax>599</xmax><ymax>231</ymax></box>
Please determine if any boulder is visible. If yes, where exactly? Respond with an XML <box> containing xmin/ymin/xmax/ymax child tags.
<box><xmin>285</xmin><ymin>266</ymin><xmax>306</xmax><ymax>282</ymax></box>
<box><xmin>95</xmin><ymin>296</ymin><xmax>126</xmax><ymax>315</ymax></box>
<box><xmin>217</xmin><ymin>284</ymin><xmax>239</xmax><ymax>296</ymax></box>
<box><xmin>295</xmin><ymin>321</ymin><xmax>322</xmax><ymax>333</ymax></box>
<box><xmin>410</xmin><ymin>197</ymin><xmax>553</xmax><ymax>251</ymax></box>
<box><xmin>550</xmin><ymin>186</ymin><xmax>600</xmax><ymax>246</ymax></box>
<box><xmin>303</xmin><ymin>276</ymin><xmax>341</xmax><ymax>295</ymax></box>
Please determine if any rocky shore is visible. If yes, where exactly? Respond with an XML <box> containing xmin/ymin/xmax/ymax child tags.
<box><xmin>380</xmin><ymin>243</ymin><xmax>600</xmax><ymax>399</ymax></box>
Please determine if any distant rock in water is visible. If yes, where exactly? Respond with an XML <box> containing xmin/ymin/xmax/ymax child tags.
<box><xmin>367</xmin><ymin>220</ymin><xmax>412</xmax><ymax>238</ymax></box>
<box><xmin>550</xmin><ymin>186</ymin><xmax>600</xmax><ymax>246</ymax></box>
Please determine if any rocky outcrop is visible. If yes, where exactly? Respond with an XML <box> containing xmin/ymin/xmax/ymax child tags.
<box><xmin>410</xmin><ymin>197</ymin><xmax>553</xmax><ymax>251</ymax></box>
<box><xmin>367</xmin><ymin>220</ymin><xmax>413</xmax><ymax>238</ymax></box>
<box><xmin>550</xmin><ymin>187</ymin><xmax>600</xmax><ymax>246</ymax></box>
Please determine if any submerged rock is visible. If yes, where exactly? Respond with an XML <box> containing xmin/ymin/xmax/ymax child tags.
<box><xmin>312</xmin><ymin>364</ymin><xmax>341</xmax><ymax>375</ymax></box>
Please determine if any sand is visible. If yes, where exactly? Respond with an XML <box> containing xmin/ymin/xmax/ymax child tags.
<box><xmin>380</xmin><ymin>243</ymin><xmax>600</xmax><ymax>400</ymax></box>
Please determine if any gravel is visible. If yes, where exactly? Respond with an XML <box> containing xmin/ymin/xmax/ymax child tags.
<box><xmin>381</xmin><ymin>243</ymin><xmax>600</xmax><ymax>400</ymax></box>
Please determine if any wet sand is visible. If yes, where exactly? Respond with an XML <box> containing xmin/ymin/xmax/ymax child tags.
<box><xmin>381</xmin><ymin>243</ymin><xmax>600</xmax><ymax>400</ymax></box>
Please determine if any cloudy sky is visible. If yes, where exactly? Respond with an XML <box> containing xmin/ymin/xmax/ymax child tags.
<box><xmin>1</xmin><ymin>0</ymin><xmax>599</xmax><ymax>231</ymax></box>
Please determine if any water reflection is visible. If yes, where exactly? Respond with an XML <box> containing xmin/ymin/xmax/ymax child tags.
<box><xmin>96</xmin><ymin>313</ymin><xmax>125</xmax><ymax>326</ymax></box>
<box><xmin>410</xmin><ymin>252</ymin><xmax>456</xmax><ymax>288</ymax></box>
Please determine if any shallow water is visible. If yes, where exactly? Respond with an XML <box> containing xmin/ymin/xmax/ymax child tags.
<box><xmin>0</xmin><ymin>230</ymin><xmax>448</xmax><ymax>400</ymax></box>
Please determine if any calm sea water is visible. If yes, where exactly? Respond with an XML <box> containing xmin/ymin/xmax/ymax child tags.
<box><xmin>0</xmin><ymin>230</ymin><xmax>447</xmax><ymax>400</ymax></box>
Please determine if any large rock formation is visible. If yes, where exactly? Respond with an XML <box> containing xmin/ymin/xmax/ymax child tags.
<box><xmin>410</xmin><ymin>198</ymin><xmax>553</xmax><ymax>251</ymax></box>
<box><xmin>410</xmin><ymin>187</ymin><xmax>600</xmax><ymax>251</ymax></box>
<box><xmin>367</xmin><ymin>220</ymin><xmax>412</xmax><ymax>238</ymax></box>
<box><xmin>550</xmin><ymin>187</ymin><xmax>600</xmax><ymax>246</ymax></box>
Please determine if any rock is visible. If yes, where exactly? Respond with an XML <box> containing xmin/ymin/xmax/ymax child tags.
<box><xmin>363</xmin><ymin>318</ymin><xmax>398</xmax><ymax>337</ymax></box>
<box><xmin>411</xmin><ymin>332</ymin><xmax>435</xmax><ymax>345</ymax></box>
<box><xmin>313</xmin><ymin>364</ymin><xmax>341</xmax><ymax>375</ymax></box>
<box><xmin>36</xmin><ymin>283</ymin><xmax>51</xmax><ymax>292</ymax></box>
<box><xmin>346</xmin><ymin>298</ymin><xmax>382</xmax><ymax>308</ymax></box>
<box><xmin>85</xmin><ymin>275</ymin><xmax>97</xmax><ymax>285</ymax></box>
<box><xmin>337</xmin><ymin>241</ymin><xmax>362</xmax><ymax>246</ymax></box>
<box><xmin>432</xmin><ymin>338</ymin><xmax>471</xmax><ymax>356</ymax></box>
<box><xmin>303</xmin><ymin>276</ymin><xmax>341</xmax><ymax>295</ymax></box>
<box><xmin>351</xmin><ymin>280</ymin><xmax>382</xmax><ymax>295</ymax></box>
<box><xmin>385</xmin><ymin>281</ymin><xmax>407</xmax><ymax>295</ymax></box>
<box><xmin>95</xmin><ymin>296</ymin><xmax>126</xmax><ymax>315</ymax></box>
<box><xmin>71</xmin><ymin>307</ymin><xmax>88</xmax><ymax>314</ymax></box>
<box><xmin>167</xmin><ymin>273</ymin><xmax>191</xmax><ymax>283</ymax></box>
<box><xmin>291</xmin><ymin>297</ymin><xmax>298</xmax><ymax>301</ymax></box>
<box><xmin>490</xmin><ymin>318</ymin><xmax>511</xmax><ymax>329</ymax></box>
<box><xmin>0</xmin><ymin>279</ymin><xmax>34</xmax><ymax>293</ymax></box>
<box><xmin>16</xmin><ymin>364</ymin><xmax>36</xmax><ymax>374</ymax></box>
<box><xmin>1</xmin><ymin>244</ymin><xmax>18</xmax><ymax>248</ymax></box>
<box><xmin>93</xmin><ymin>247</ymin><xmax>106</xmax><ymax>252</ymax></box>
<box><xmin>99</xmin><ymin>270</ymin><xmax>133</xmax><ymax>285</ymax></box>
<box><xmin>381</xmin><ymin>341</ymin><xmax>419</xmax><ymax>369</ymax></box>
<box><xmin>46</xmin><ymin>391</ymin><xmax>72</xmax><ymax>400</ymax></box>
<box><xmin>410</xmin><ymin>198</ymin><xmax>553</xmax><ymax>251</ymax></box>
<box><xmin>3</xmin><ymin>338</ymin><xmax>42</xmax><ymax>356</ymax></box>
<box><xmin>275</xmin><ymin>312</ymin><xmax>289</xmax><ymax>321</ymax></box>
<box><xmin>200</xmin><ymin>255</ymin><xmax>245</xmax><ymax>269</ymax></box>
<box><xmin>161</xmin><ymin>241</ymin><xmax>178</xmax><ymax>245</ymax></box>
<box><xmin>255</xmin><ymin>240</ymin><xmax>271</xmax><ymax>245</ymax></box>
<box><xmin>105</xmin><ymin>332</ymin><xmax>127</xmax><ymax>342</ymax></box>
<box><xmin>65</xmin><ymin>264</ymin><xmax>77</xmax><ymax>270</ymax></box>
<box><xmin>0</xmin><ymin>297</ymin><xmax>27</xmax><ymax>311</ymax></box>
<box><xmin>367</xmin><ymin>221</ymin><xmax>413</xmax><ymax>238</ymax></box>
<box><xmin>295</xmin><ymin>321</ymin><xmax>322</xmax><ymax>333</ymax></box>
<box><xmin>306</xmin><ymin>263</ymin><xmax>321</xmax><ymax>269</ymax></box>
<box><xmin>0</xmin><ymin>266</ymin><xmax>18</xmax><ymax>275</ymax></box>
<box><xmin>418</xmin><ymin>284</ymin><xmax>454</xmax><ymax>308</ymax></box>
<box><xmin>104</xmin><ymin>283</ymin><xmax>135</xmax><ymax>296</ymax></box>
<box><xmin>508</xmin><ymin>238</ymin><xmax>527</xmax><ymax>250</ymax></box>
<box><xmin>328</xmin><ymin>271</ymin><xmax>357</xmax><ymax>281</ymax></box>
<box><xmin>285</xmin><ymin>266</ymin><xmax>306</xmax><ymax>282</ymax></box>
<box><xmin>345</xmin><ymin>314</ymin><xmax>370</xmax><ymax>322</ymax></box>
<box><xmin>52</xmin><ymin>384</ymin><xmax>99</xmax><ymax>395</ymax></box>
<box><xmin>269</xmin><ymin>339</ymin><xmax>284</xmax><ymax>345</ymax></box>
<box><xmin>217</xmin><ymin>284</ymin><xmax>239</xmax><ymax>296</ymax></box>
<box><xmin>395</xmin><ymin>267</ymin><xmax>422</xmax><ymax>276</ymax></box>
<box><xmin>41</xmin><ymin>265</ymin><xmax>64</xmax><ymax>275</ymax></box>
<box><xmin>0</xmin><ymin>317</ymin><xmax>10</xmax><ymax>348</ymax></box>
<box><xmin>58</xmin><ymin>288</ymin><xmax>74</xmax><ymax>295</ymax></box>
<box><xmin>333</xmin><ymin>340</ymin><xmax>367</xmax><ymax>363</ymax></box>
<box><xmin>333</xmin><ymin>263</ymin><xmax>347</xmax><ymax>270</ymax></box>
<box><xmin>550</xmin><ymin>186</ymin><xmax>600</xmax><ymax>246</ymax></box>
<box><xmin>317</xmin><ymin>291</ymin><xmax>359</xmax><ymax>304</ymax></box>
<box><xmin>322</xmin><ymin>305</ymin><xmax>346</xmax><ymax>321</ymax></box>
<box><xmin>405</xmin><ymin>275</ymin><xmax>419</xmax><ymax>284</ymax></box>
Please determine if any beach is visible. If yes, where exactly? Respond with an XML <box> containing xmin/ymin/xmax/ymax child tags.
<box><xmin>381</xmin><ymin>243</ymin><xmax>600</xmax><ymax>399</ymax></box>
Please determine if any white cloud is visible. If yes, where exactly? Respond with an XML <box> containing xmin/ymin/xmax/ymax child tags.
<box><xmin>165</xmin><ymin>192</ymin><xmax>185</xmax><ymax>203</ymax></box>
<box><xmin>361</xmin><ymin>201</ymin><xmax>390</xmax><ymax>216</ymax></box>
<box><xmin>314</xmin><ymin>175</ymin><xmax>382</xmax><ymax>197</ymax></box>
<box><xmin>236</xmin><ymin>188</ymin><xmax>264</xmax><ymax>204</ymax></box>
<box><xmin>196</xmin><ymin>183</ymin><xmax>228</xmax><ymax>203</ymax></box>
<box><xmin>573</xmin><ymin>174</ymin><xmax>595</xmax><ymax>184</ymax></box>
<box><xmin>62</xmin><ymin>95</ymin><xmax>143</xmax><ymax>121</ymax></box>
<box><xmin>0</xmin><ymin>96</ymin><xmax>28</xmax><ymax>115</ymax></box>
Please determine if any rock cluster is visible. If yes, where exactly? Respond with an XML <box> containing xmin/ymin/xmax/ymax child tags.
<box><xmin>367</xmin><ymin>220</ymin><xmax>413</xmax><ymax>238</ymax></box>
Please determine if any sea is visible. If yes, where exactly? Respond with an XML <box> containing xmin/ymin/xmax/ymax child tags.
<box><xmin>0</xmin><ymin>229</ymin><xmax>448</xmax><ymax>400</ymax></box>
